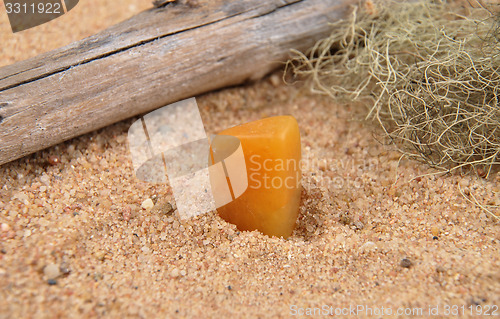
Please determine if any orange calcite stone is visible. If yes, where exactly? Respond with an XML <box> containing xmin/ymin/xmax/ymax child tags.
<box><xmin>211</xmin><ymin>116</ymin><xmax>301</xmax><ymax>238</ymax></box>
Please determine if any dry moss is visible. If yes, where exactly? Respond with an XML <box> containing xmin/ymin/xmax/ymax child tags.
<box><xmin>288</xmin><ymin>0</ymin><xmax>500</xmax><ymax>177</ymax></box>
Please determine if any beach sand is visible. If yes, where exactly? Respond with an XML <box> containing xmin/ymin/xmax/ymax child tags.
<box><xmin>0</xmin><ymin>1</ymin><xmax>499</xmax><ymax>318</ymax></box>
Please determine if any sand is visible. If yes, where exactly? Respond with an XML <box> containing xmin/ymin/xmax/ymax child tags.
<box><xmin>0</xmin><ymin>1</ymin><xmax>499</xmax><ymax>318</ymax></box>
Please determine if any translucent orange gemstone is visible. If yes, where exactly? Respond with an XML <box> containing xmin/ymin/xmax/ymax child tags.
<box><xmin>210</xmin><ymin>116</ymin><xmax>301</xmax><ymax>238</ymax></box>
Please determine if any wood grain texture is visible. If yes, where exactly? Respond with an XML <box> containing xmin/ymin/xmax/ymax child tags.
<box><xmin>0</xmin><ymin>0</ymin><xmax>352</xmax><ymax>166</ymax></box>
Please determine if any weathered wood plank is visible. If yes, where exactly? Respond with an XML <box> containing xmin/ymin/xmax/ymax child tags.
<box><xmin>0</xmin><ymin>0</ymin><xmax>352</xmax><ymax>166</ymax></box>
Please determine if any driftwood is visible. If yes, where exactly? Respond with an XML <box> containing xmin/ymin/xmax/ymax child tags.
<box><xmin>0</xmin><ymin>0</ymin><xmax>352</xmax><ymax>166</ymax></box>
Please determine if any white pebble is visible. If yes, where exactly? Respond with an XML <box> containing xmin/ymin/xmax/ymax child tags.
<box><xmin>1</xmin><ymin>223</ymin><xmax>9</xmax><ymax>232</ymax></box>
<box><xmin>360</xmin><ymin>241</ymin><xmax>377</xmax><ymax>252</ymax></box>
<box><xmin>43</xmin><ymin>264</ymin><xmax>61</xmax><ymax>280</ymax></box>
<box><xmin>13</xmin><ymin>192</ymin><xmax>28</xmax><ymax>203</ymax></box>
<box><xmin>170</xmin><ymin>268</ymin><xmax>179</xmax><ymax>277</ymax></box>
<box><xmin>141</xmin><ymin>198</ymin><xmax>154</xmax><ymax>210</ymax></box>
<box><xmin>40</xmin><ymin>174</ymin><xmax>50</xmax><ymax>185</ymax></box>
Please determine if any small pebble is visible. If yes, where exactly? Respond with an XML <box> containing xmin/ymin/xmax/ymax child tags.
<box><xmin>95</xmin><ymin>251</ymin><xmax>106</xmax><ymax>261</ymax></box>
<box><xmin>40</xmin><ymin>174</ymin><xmax>50</xmax><ymax>185</ymax></box>
<box><xmin>431</xmin><ymin>226</ymin><xmax>440</xmax><ymax>237</ymax></box>
<box><xmin>13</xmin><ymin>192</ymin><xmax>28</xmax><ymax>203</ymax></box>
<box><xmin>141</xmin><ymin>198</ymin><xmax>154</xmax><ymax>210</ymax></box>
<box><xmin>47</xmin><ymin>279</ymin><xmax>57</xmax><ymax>285</ymax></box>
<box><xmin>48</xmin><ymin>155</ymin><xmax>61</xmax><ymax>165</ymax></box>
<box><xmin>400</xmin><ymin>258</ymin><xmax>413</xmax><ymax>268</ymax></box>
<box><xmin>436</xmin><ymin>266</ymin><xmax>446</xmax><ymax>273</ymax></box>
<box><xmin>269</xmin><ymin>73</ymin><xmax>281</xmax><ymax>87</ymax></box>
<box><xmin>354</xmin><ymin>221</ymin><xmax>364</xmax><ymax>230</ymax></box>
<box><xmin>93</xmin><ymin>273</ymin><xmax>104</xmax><ymax>281</ymax></box>
<box><xmin>1</xmin><ymin>223</ymin><xmax>10</xmax><ymax>232</ymax></box>
<box><xmin>339</xmin><ymin>213</ymin><xmax>352</xmax><ymax>225</ymax></box>
<box><xmin>122</xmin><ymin>205</ymin><xmax>132</xmax><ymax>221</ymax></box>
<box><xmin>44</xmin><ymin>263</ymin><xmax>61</xmax><ymax>280</ymax></box>
<box><xmin>152</xmin><ymin>201</ymin><xmax>174</xmax><ymax>215</ymax></box>
<box><xmin>360</xmin><ymin>241</ymin><xmax>376</xmax><ymax>252</ymax></box>
<box><xmin>60</xmin><ymin>264</ymin><xmax>71</xmax><ymax>276</ymax></box>
<box><xmin>171</xmin><ymin>268</ymin><xmax>179</xmax><ymax>277</ymax></box>
<box><xmin>433</xmin><ymin>236</ymin><xmax>439</xmax><ymax>240</ymax></box>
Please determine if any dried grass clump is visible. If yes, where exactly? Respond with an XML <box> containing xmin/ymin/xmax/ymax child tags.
<box><xmin>288</xmin><ymin>0</ymin><xmax>500</xmax><ymax>177</ymax></box>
